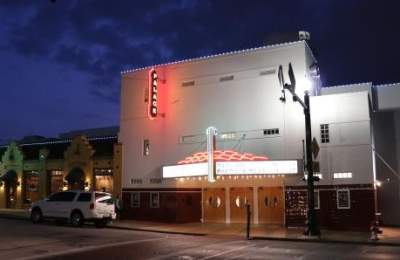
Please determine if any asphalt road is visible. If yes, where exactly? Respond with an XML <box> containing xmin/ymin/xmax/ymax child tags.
<box><xmin>1</xmin><ymin>218</ymin><xmax>400</xmax><ymax>260</ymax></box>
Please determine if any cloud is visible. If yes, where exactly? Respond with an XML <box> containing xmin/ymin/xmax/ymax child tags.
<box><xmin>2</xmin><ymin>0</ymin><xmax>400</xmax><ymax>98</ymax></box>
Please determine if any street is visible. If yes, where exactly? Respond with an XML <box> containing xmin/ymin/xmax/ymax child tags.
<box><xmin>1</xmin><ymin>219</ymin><xmax>400</xmax><ymax>260</ymax></box>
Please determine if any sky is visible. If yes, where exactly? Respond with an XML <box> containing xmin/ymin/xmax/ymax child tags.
<box><xmin>0</xmin><ymin>0</ymin><xmax>399</xmax><ymax>142</ymax></box>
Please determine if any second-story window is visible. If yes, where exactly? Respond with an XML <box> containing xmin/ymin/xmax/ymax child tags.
<box><xmin>320</xmin><ymin>124</ymin><xmax>330</xmax><ymax>143</ymax></box>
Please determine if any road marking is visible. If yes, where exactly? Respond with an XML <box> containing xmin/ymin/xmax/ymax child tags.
<box><xmin>198</xmin><ymin>245</ymin><xmax>250</xmax><ymax>260</ymax></box>
<box><xmin>18</xmin><ymin>236</ymin><xmax>168</xmax><ymax>260</ymax></box>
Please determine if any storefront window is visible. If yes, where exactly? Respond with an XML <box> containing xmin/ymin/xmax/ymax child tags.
<box><xmin>131</xmin><ymin>192</ymin><xmax>140</xmax><ymax>208</ymax></box>
<box><xmin>24</xmin><ymin>171</ymin><xmax>39</xmax><ymax>204</ymax></box>
<box><xmin>94</xmin><ymin>168</ymin><xmax>113</xmax><ymax>193</ymax></box>
<box><xmin>337</xmin><ymin>189</ymin><xmax>350</xmax><ymax>209</ymax></box>
<box><xmin>150</xmin><ymin>192</ymin><xmax>160</xmax><ymax>208</ymax></box>
<box><xmin>50</xmin><ymin>170</ymin><xmax>64</xmax><ymax>194</ymax></box>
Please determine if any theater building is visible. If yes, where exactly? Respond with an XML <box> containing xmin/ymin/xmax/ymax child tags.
<box><xmin>120</xmin><ymin>40</ymin><xmax>399</xmax><ymax>230</ymax></box>
<box><xmin>0</xmin><ymin>127</ymin><xmax>122</xmax><ymax>209</ymax></box>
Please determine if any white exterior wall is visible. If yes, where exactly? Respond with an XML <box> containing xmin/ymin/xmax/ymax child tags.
<box><xmin>120</xmin><ymin>41</ymin><xmax>315</xmax><ymax>189</ymax></box>
<box><xmin>376</xmin><ymin>83</ymin><xmax>400</xmax><ymax>111</ymax></box>
<box><xmin>120</xmin><ymin>41</ymin><xmax>374</xmax><ymax>190</ymax></box>
<box><xmin>308</xmin><ymin>91</ymin><xmax>374</xmax><ymax>186</ymax></box>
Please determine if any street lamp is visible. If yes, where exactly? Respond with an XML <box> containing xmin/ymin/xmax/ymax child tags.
<box><xmin>278</xmin><ymin>62</ymin><xmax>321</xmax><ymax>236</ymax></box>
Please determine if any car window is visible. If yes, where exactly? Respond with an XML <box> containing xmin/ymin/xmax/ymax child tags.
<box><xmin>97</xmin><ymin>198</ymin><xmax>114</xmax><ymax>205</ymax></box>
<box><xmin>48</xmin><ymin>192</ymin><xmax>63</xmax><ymax>201</ymax></box>
<box><xmin>77</xmin><ymin>193</ymin><xmax>92</xmax><ymax>202</ymax></box>
<box><xmin>53</xmin><ymin>192</ymin><xmax>76</xmax><ymax>202</ymax></box>
<box><xmin>95</xmin><ymin>192</ymin><xmax>109</xmax><ymax>200</ymax></box>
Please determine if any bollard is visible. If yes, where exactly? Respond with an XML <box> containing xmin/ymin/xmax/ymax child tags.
<box><xmin>246</xmin><ymin>203</ymin><xmax>251</xmax><ymax>240</ymax></box>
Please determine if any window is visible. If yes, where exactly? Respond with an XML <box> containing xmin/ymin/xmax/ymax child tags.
<box><xmin>208</xmin><ymin>196</ymin><xmax>222</xmax><ymax>208</ymax></box>
<box><xmin>150</xmin><ymin>192</ymin><xmax>160</xmax><ymax>208</ymax></box>
<box><xmin>234</xmin><ymin>196</ymin><xmax>249</xmax><ymax>208</ymax></box>
<box><xmin>320</xmin><ymin>124</ymin><xmax>330</xmax><ymax>143</ymax></box>
<box><xmin>259</xmin><ymin>68</ymin><xmax>276</xmax><ymax>76</ymax></box>
<box><xmin>131</xmin><ymin>178</ymin><xmax>143</xmax><ymax>184</ymax></box>
<box><xmin>182</xmin><ymin>80</ymin><xmax>195</xmax><ymax>87</ymax></box>
<box><xmin>314</xmin><ymin>191</ymin><xmax>320</xmax><ymax>209</ymax></box>
<box><xmin>264</xmin><ymin>196</ymin><xmax>269</xmax><ymax>207</ymax></box>
<box><xmin>143</xmin><ymin>139</ymin><xmax>150</xmax><ymax>156</ymax></box>
<box><xmin>263</xmin><ymin>128</ymin><xmax>279</xmax><ymax>136</ymax></box>
<box><xmin>49</xmin><ymin>192</ymin><xmax>76</xmax><ymax>202</ymax></box>
<box><xmin>150</xmin><ymin>178</ymin><xmax>161</xmax><ymax>184</ymax></box>
<box><xmin>95</xmin><ymin>192</ymin><xmax>108</xmax><ymax>200</ymax></box>
<box><xmin>333</xmin><ymin>172</ymin><xmax>352</xmax><ymax>179</ymax></box>
<box><xmin>131</xmin><ymin>192</ymin><xmax>140</xmax><ymax>208</ymax></box>
<box><xmin>77</xmin><ymin>193</ymin><xmax>92</xmax><ymax>202</ymax></box>
<box><xmin>219</xmin><ymin>75</ymin><xmax>234</xmax><ymax>82</ymax></box>
<box><xmin>337</xmin><ymin>189</ymin><xmax>350</xmax><ymax>209</ymax></box>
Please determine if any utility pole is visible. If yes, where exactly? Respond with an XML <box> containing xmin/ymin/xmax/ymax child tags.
<box><xmin>278</xmin><ymin>63</ymin><xmax>320</xmax><ymax>236</ymax></box>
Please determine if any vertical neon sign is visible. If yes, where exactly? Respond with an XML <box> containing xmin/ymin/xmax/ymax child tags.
<box><xmin>206</xmin><ymin>126</ymin><xmax>218</xmax><ymax>182</ymax></box>
<box><xmin>148</xmin><ymin>68</ymin><xmax>158</xmax><ymax>119</ymax></box>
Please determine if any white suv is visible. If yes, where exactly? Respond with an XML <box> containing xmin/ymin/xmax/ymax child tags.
<box><xmin>30</xmin><ymin>190</ymin><xmax>116</xmax><ymax>227</ymax></box>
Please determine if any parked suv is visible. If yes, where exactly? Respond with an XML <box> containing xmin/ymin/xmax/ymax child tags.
<box><xmin>30</xmin><ymin>190</ymin><xmax>116</xmax><ymax>227</ymax></box>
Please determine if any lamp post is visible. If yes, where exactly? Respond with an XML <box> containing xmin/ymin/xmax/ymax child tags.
<box><xmin>278</xmin><ymin>63</ymin><xmax>320</xmax><ymax>236</ymax></box>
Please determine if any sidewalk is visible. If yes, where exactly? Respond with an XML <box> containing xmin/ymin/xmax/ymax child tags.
<box><xmin>111</xmin><ymin>220</ymin><xmax>400</xmax><ymax>246</ymax></box>
<box><xmin>1</xmin><ymin>208</ymin><xmax>399</xmax><ymax>246</ymax></box>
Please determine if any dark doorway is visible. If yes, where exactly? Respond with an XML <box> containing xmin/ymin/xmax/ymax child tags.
<box><xmin>66</xmin><ymin>167</ymin><xmax>84</xmax><ymax>190</ymax></box>
<box><xmin>2</xmin><ymin>170</ymin><xmax>17</xmax><ymax>208</ymax></box>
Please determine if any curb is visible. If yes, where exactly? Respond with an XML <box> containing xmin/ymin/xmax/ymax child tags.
<box><xmin>252</xmin><ymin>235</ymin><xmax>400</xmax><ymax>247</ymax></box>
<box><xmin>0</xmin><ymin>213</ymin><xmax>29</xmax><ymax>221</ymax></box>
<box><xmin>107</xmin><ymin>224</ymin><xmax>207</xmax><ymax>236</ymax></box>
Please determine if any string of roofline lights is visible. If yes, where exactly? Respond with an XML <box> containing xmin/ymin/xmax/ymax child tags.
<box><xmin>120</xmin><ymin>41</ymin><xmax>313</xmax><ymax>75</ymax></box>
<box><xmin>17</xmin><ymin>136</ymin><xmax>118</xmax><ymax>147</ymax></box>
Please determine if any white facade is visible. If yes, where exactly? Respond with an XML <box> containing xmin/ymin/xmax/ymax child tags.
<box><xmin>119</xmin><ymin>40</ymin><xmax>380</xmax><ymax>228</ymax></box>
<box><xmin>120</xmin><ymin>41</ymin><xmax>374</xmax><ymax>189</ymax></box>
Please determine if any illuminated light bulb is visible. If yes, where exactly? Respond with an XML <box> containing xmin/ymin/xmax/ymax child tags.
<box><xmin>296</xmin><ymin>77</ymin><xmax>313</xmax><ymax>95</ymax></box>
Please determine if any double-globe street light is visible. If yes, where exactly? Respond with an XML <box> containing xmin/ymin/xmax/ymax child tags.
<box><xmin>278</xmin><ymin>62</ymin><xmax>321</xmax><ymax>236</ymax></box>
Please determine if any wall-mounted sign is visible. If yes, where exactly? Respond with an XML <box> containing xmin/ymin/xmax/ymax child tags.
<box><xmin>148</xmin><ymin>68</ymin><xmax>158</xmax><ymax>119</ymax></box>
<box><xmin>162</xmin><ymin>160</ymin><xmax>299</xmax><ymax>178</ymax></box>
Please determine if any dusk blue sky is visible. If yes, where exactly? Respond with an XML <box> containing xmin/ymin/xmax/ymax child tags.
<box><xmin>0</xmin><ymin>0</ymin><xmax>399</xmax><ymax>142</ymax></box>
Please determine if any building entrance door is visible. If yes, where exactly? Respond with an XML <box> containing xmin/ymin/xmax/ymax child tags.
<box><xmin>230</xmin><ymin>187</ymin><xmax>253</xmax><ymax>223</ymax></box>
<box><xmin>66</xmin><ymin>167</ymin><xmax>84</xmax><ymax>190</ymax></box>
<box><xmin>258</xmin><ymin>186</ymin><xmax>284</xmax><ymax>224</ymax></box>
<box><xmin>3</xmin><ymin>170</ymin><xmax>18</xmax><ymax>208</ymax></box>
<box><xmin>203</xmin><ymin>188</ymin><xmax>225</xmax><ymax>222</ymax></box>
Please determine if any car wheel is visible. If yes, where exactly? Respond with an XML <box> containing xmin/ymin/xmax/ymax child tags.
<box><xmin>31</xmin><ymin>208</ymin><xmax>43</xmax><ymax>224</ymax></box>
<box><xmin>70</xmin><ymin>211</ymin><xmax>84</xmax><ymax>227</ymax></box>
<box><xmin>95</xmin><ymin>219</ymin><xmax>108</xmax><ymax>228</ymax></box>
